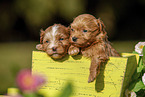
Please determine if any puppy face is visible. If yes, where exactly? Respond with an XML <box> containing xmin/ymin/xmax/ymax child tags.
<box><xmin>36</xmin><ymin>24</ymin><xmax>70</xmax><ymax>59</ymax></box>
<box><xmin>70</xmin><ymin>14</ymin><xmax>105</xmax><ymax>47</ymax></box>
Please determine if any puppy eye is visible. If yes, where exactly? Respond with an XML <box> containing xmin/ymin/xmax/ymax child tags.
<box><xmin>59</xmin><ymin>38</ymin><xmax>64</xmax><ymax>41</ymax></box>
<box><xmin>45</xmin><ymin>40</ymin><xmax>49</xmax><ymax>43</ymax></box>
<box><xmin>83</xmin><ymin>30</ymin><xmax>87</xmax><ymax>33</ymax></box>
<box><xmin>71</xmin><ymin>29</ymin><xmax>74</xmax><ymax>31</ymax></box>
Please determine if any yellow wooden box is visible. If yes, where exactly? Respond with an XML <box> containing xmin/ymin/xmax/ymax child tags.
<box><xmin>32</xmin><ymin>51</ymin><xmax>139</xmax><ymax>97</ymax></box>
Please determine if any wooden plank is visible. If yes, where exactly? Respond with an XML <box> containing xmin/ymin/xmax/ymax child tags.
<box><xmin>32</xmin><ymin>51</ymin><xmax>138</xmax><ymax>97</ymax></box>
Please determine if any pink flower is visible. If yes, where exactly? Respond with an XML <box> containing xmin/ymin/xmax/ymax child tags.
<box><xmin>16</xmin><ymin>69</ymin><xmax>46</xmax><ymax>93</ymax></box>
<box><xmin>125</xmin><ymin>89</ymin><xmax>137</xmax><ymax>97</ymax></box>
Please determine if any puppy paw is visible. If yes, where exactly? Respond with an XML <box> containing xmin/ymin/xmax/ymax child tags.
<box><xmin>68</xmin><ymin>46</ymin><xmax>80</xmax><ymax>56</ymax></box>
<box><xmin>88</xmin><ymin>67</ymin><xmax>100</xmax><ymax>83</ymax></box>
<box><xmin>88</xmin><ymin>71</ymin><xmax>97</xmax><ymax>83</ymax></box>
<box><xmin>36</xmin><ymin>44</ymin><xmax>44</xmax><ymax>51</ymax></box>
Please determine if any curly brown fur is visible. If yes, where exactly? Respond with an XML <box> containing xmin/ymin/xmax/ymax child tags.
<box><xmin>36</xmin><ymin>24</ymin><xmax>70</xmax><ymax>59</ymax></box>
<box><xmin>68</xmin><ymin>14</ymin><xmax>120</xmax><ymax>83</ymax></box>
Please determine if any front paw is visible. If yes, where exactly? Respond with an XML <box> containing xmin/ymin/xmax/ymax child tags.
<box><xmin>88</xmin><ymin>70</ymin><xmax>100</xmax><ymax>83</ymax></box>
<box><xmin>88</xmin><ymin>59</ymin><xmax>101</xmax><ymax>83</ymax></box>
<box><xmin>88</xmin><ymin>74</ymin><xmax>96</xmax><ymax>83</ymax></box>
<box><xmin>68</xmin><ymin>46</ymin><xmax>80</xmax><ymax>56</ymax></box>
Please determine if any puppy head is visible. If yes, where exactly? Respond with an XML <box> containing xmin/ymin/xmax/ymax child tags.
<box><xmin>36</xmin><ymin>24</ymin><xmax>70</xmax><ymax>59</ymax></box>
<box><xmin>69</xmin><ymin>14</ymin><xmax>107</xmax><ymax>47</ymax></box>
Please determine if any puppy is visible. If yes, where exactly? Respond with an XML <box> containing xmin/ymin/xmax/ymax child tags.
<box><xmin>68</xmin><ymin>14</ymin><xmax>120</xmax><ymax>83</ymax></box>
<box><xmin>36</xmin><ymin>24</ymin><xmax>70</xmax><ymax>59</ymax></box>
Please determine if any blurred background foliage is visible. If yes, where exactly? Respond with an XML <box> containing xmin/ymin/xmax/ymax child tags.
<box><xmin>0</xmin><ymin>0</ymin><xmax>145</xmax><ymax>41</ymax></box>
<box><xmin>0</xmin><ymin>0</ymin><xmax>145</xmax><ymax>95</ymax></box>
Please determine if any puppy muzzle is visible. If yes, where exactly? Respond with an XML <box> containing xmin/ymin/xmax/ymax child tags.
<box><xmin>72</xmin><ymin>37</ymin><xmax>78</xmax><ymax>42</ymax></box>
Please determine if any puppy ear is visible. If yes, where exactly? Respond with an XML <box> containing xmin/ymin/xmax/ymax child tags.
<box><xmin>95</xmin><ymin>18</ymin><xmax>108</xmax><ymax>40</ymax></box>
<box><xmin>66</xmin><ymin>27</ymin><xmax>70</xmax><ymax>35</ymax></box>
<box><xmin>95</xmin><ymin>18</ymin><xmax>106</xmax><ymax>34</ymax></box>
<box><xmin>40</xmin><ymin>29</ymin><xmax>45</xmax><ymax>44</ymax></box>
<box><xmin>36</xmin><ymin>44</ymin><xmax>44</xmax><ymax>51</ymax></box>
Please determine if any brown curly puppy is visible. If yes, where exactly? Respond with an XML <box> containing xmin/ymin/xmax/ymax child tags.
<box><xmin>68</xmin><ymin>14</ymin><xmax>120</xmax><ymax>83</ymax></box>
<box><xmin>36</xmin><ymin>24</ymin><xmax>70</xmax><ymax>59</ymax></box>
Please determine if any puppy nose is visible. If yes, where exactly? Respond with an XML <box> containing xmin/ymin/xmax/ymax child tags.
<box><xmin>72</xmin><ymin>37</ymin><xmax>78</xmax><ymax>42</ymax></box>
<box><xmin>52</xmin><ymin>47</ymin><xmax>57</xmax><ymax>51</ymax></box>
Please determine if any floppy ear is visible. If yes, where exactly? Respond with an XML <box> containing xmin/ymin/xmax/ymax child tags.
<box><xmin>66</xmin><ymin>27</ymin><xmax>70</xmax><ymax>35</ymax></box>
<box><xmin>40</xmin><ymin>29</ymin><xmax>45</xmax><ymax>44</ymax></box>
<box><xmin>94</xmin><ymin>18</ymin><xmax>108</xmax><ymax>40</ymax></box>
<box><xmin>96</xmin><ymin>18</ymin><xmax>106</xmax><ymax>34</ymax></box>
<box><xmin>36</xmin><ymin>44</ymin><xmax>44</xmax><ymax>51</ymax></box>
<box><xmin>36</xmin><ymin>29</ymin><xmax>45</xmax><ymax>51</ymax></box>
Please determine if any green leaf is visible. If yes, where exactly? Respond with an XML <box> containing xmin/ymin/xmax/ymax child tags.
<box><xmin>132</xmin><ymin>51</ymin><xmax>139</xmax><ymax>54</ymax></box>
<box><xmin>57</xmin><ymin>82</ymin><xmax>73</xmax><ymax>97</ymax></box>
<box><xmin>128</xmin><ymin>79</ymin><xmax>138</xmax><ymax>91</ymax></box>
<box><xmin>137</xmin><ymin>58</ymin><xmax>144</xmax><ymax>73</ymax></box>
<box><xmin>142</xmin><ymin>66</ymin><xmax>145</xmax><ymax>73</ymax></box>
<box><xmin>131</xmin><ymin>71</ymin><xmax>141</xmax><ymax>81</ymax></box>
<box><xmin>143</xmin><ymin>46</ymin><xmax>145</xmax><ymax>65</ymax></box>
<box><xmin>142</xmin><ymin>86</ymin><xmax>145</xmax><ymax>89</ymax></box>
<box><xmin>131</xmin><ymin>80</ymin><xmax>145</xmax><ymax>92</ymax></box>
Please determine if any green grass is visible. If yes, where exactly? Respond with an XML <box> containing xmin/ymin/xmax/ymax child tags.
<box><xmin>0</xmin><ymin>41</ymin><xmax>37</xmax><ymax>94</ymax></box>
<box><xmin>112</xmin><ymin>40</ymin><xmax>139</xmax><ymax>53</ymax></box>
<box><xmin>0</xmin><ymin>41</ymin><xmax>139</xmax><ymax>94</ymax></box>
